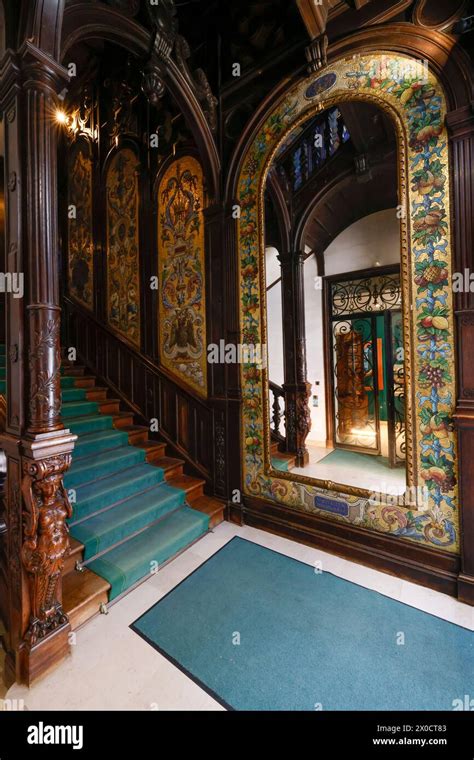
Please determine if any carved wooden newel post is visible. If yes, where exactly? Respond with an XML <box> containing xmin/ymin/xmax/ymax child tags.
<box><xmin>278</xmin><ymin>249</ymin><xmax>311</xmax><ymax>466</ymax></box>
<box><xmin>0</xmin><ymin>43</ymin><xmax>76</xmax><ymax>686</ymax></box>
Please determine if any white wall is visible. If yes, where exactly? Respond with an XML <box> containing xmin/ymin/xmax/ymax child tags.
<box><xmin>265</xmin><ymin>247</ymin><xmax>284</xmax><ymax>388</ymax></box>
<box><xmin>324</xmin><ymin>208</ymin><xmax>400</xmax><ymax>276</ymax></box>
<box><xmin>304</xmin><ymin>209</ymin><xmax>400</xmax><ymax>443</ymax></box>
<box><xmin>304</xmin><ymin>254</ymin><xmax>326</xmax><ymax>443</ymax></box>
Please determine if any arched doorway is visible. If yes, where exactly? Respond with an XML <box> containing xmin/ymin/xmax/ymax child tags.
<box><xmin>236</xmin><ymin>53</ymin><xmax>458</xmax><ymax>553</ymax></box>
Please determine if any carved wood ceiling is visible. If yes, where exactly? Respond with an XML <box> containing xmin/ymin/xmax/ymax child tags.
<box><xmin>265</xmin><ymin>100</ymin><xmax>398</xmax><ymax>255</ymax></box>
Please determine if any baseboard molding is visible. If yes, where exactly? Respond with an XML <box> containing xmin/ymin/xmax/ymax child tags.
<box><xmin>458</xmin><ymin>574</ymin><xmax>474</xmax><ymax>606</ymax></box>
<box><xmin>241</xmin><ymin>496</ymin><xmax>463</xmax><ymax>600</ymax></box>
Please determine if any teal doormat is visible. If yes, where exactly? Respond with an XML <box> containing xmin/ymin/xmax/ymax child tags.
<box><xmin>131</xmin><ymin>537</ymin><xmax>474</xmax><ymax>711</ymax></box>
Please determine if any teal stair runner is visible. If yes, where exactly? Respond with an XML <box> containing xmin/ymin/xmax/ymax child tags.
<box><xmin>271</xmin><ymin>457</ymin><xmax>289</xmax><ymax>472</ymax></box>
<box><xmin>0</xmin><ymin>347</ymin><xmax>210</xmax><ymax>601</ymax></box>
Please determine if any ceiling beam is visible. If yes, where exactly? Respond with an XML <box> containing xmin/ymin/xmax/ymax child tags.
<box><xmin>295</xmin><ymin>0</ymin><xmax>329</xmax><ymax>39</ymax></box>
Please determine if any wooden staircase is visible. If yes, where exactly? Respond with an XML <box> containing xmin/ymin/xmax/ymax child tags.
<box><xmin>270</xmin><ymin>440</ymin><xmax>296</xmax><ymax>471</ymax></box>
<box><xmin>60</xmin><ymin>359</ymin><xmax>225</xmax><ymax>631</ymax></box>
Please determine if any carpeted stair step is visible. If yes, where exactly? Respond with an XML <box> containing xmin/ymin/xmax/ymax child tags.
<box><xmin>62</xmin><ymin>385</ymin><xmax>108</xmax><ymax>403</ymax></box>
<box><xmin>61</xmin><ymin>387</ymin><xmax>88</xmax><ymax>402</ymax></box>
<box><xmin>272</xmin><ymin>456</ymin><xmax>289</xmax><ymax>471</ymax></box>
<box><xmin>73</xmin><ymin>429</ymin><xmax>130</xmax><ymax>458</ymax></box>
<box><xmin>87</xmin><ymin>506</ymin><xmax>209</xmax><ymax>600</ymax></box>
<box><xmin>64</xmin><ymin>445</ymin><xmax>146</xmax><ymax>489</ymax></box>
<box><xmin>0</xmin><ymin>355</ymin><xmax>5</xmax><ymax>368</ymax></box>
<box><xmin>67</xmin><ymin>413</ymin><xmax>115</xmax><ymax>435</ymax></box>
<box><xmin>60</xmin><ymin>375</ymin><xmax>76</xmax><ymax>389</ymax></box>
<box><xmin>71</xmin><ymin>463</ymin><xmax>165</xmax><ymax>522</ymax></box>
<box><xmin>62</xmin><ymin>400</ymin><xmax>99</xmax><ymax>419</ymax></box>
<box><xmin>71</xmin><ymin>481</ymin><xmax>186</xmax><ymax>561</ymax></box>
<box><xmin>62</xmin><ymin>568</ymin><xmax>110</xmax><ymax>630</ymax></box>
<box><xmin>0</xmin><ymin>380</ymin><xmax>5</xmax><ymax>395</ymax></box>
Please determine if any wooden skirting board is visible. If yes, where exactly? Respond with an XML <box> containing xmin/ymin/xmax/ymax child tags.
<box><xmin>233</xmin><ymin>496</ymin><xmax>462</xmax><ymax>600</ymax></box>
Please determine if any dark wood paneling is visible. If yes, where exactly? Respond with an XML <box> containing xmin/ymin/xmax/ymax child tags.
<box><xmin>241</xmin><ymin>495</ymin><xmax>461</xmax><ymax>598</ymax></box>
<box><xmin>65</xmin><ymin>296</ymin><xmax>213</xmax><ymax>484</ymax></box>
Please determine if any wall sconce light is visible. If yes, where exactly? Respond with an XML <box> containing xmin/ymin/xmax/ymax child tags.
<box><xmin>55</xmin><ymin>109</ymin><xmax>69</xmax><ymax>126</ymax></box>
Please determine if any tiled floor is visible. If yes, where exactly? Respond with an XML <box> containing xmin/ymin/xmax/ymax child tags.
<box><xmin>2</xmin><ymin>521</ymin><xmax>474</xmax><ymax>710</ymax></box>
<box><xmin>293</xmin><ymin>441</ymin><xmax>407</xmax><ymax>493</ymax></box>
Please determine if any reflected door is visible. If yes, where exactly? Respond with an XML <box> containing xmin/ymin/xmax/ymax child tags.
<box><xmin>332</xmin><ymin>316</ymin><xmax>381</xmax><ymax>454</ymax></box>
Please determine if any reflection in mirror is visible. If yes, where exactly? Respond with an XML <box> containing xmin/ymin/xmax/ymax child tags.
<box><xmin>264</xmin><ymin>101</ymin><xmax>407</xmax><ymax>496</ymax></box>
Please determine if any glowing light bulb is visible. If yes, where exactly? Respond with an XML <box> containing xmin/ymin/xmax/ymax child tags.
<box><xmin>55</xmin><ymin>109</ymin><xmax>68</xmax><ymax>125</ymax></box>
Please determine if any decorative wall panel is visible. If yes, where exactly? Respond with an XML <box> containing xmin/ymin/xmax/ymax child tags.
<box><xmin>106</xmin><ymin>148</ymin><xmax>141</xmax><ymax>346</ymax></box>
<box><xmin>157</xmin><ymin>156</ymin><xmax>207</xmax><ymax>396</ymax></box>
<box><xmin>68</xmin><ymin>139</ymin><xmax>94</xmax><ymax>309</ymax></box>
<box><xmin>237</xmin><ymin>53</ymin><xmax>458</xmax><ymax>553</ymax></box>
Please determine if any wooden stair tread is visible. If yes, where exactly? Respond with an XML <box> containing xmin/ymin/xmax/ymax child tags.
<box><xmin>99</xmin><ymin>399</ymin><xmax>121</xmax><ymax>412</ymax></box>
<box><xmin>63</xmin><ymin>537</ymin><xmax>84</xmax><ymax>575</ymax></box>
<box><xmin>155</xmin><ymin>455</ymin><xmax>184</xmax><ymax>469</ymax></box>
<box><xmin>71</xmin><ymin>376</ymin><xmax>96</xmax><ymax>388</ymax></box>
<box><xmin>69</xmin><ymin>537</ymin><xmax>82</xmax><ymax>557</ymax></box>
<box><xmin>84</xmin><ymin>385</ymin><xmax>108</xmax><ymax>396</ymax></box>
<box><xmin>272</xmin><ymin>452</ymin><xmax>294</xmax><ymax>462</ymax></box>
<box><xmin>112</xmin><ymin>412</ymin><xmax>135</xmax><ymax>427</ymax></box>
<box><xmin>189</xmin><ymin>495</ymin><xmax>226</xmax><ymax>528</ymax></box>
<box><xmin>168</xmin><ymin>474</ymin><xmax>205</xmax><ymax>500</ymax></box>
<box><xmin>134</xmin><ymin>440</ymin><xmax>166</xmax><ymax>455</ymax></box>
<box><xmin>62</xmin><ymin>366</ymin><xmax>86</xmax><ymax>376</ymax></box>
<box><xmin>118</xmin><ymin>424</ymin><xmax>146</xmax><ymax>434</ymax></box>
<box><xmin>63</xmin><ymin>568</ymin><xmax>110</xmax><ymax>629</ymax></box>
<box><xmin>154</xmin><ymin>456</ymin><xmax>184</xmax><ymax>479</ymax></box>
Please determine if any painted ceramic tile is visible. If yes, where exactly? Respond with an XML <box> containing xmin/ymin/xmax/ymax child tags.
<box><xmin>106</xmin><ymin>148</ymin><xmax>141</xmax><ymax>346</ymax></box>
<box><xmin>158</xmin><ymin>156</ymin><xmax>207</xmax><ymax>396</ymax></box>
<box><xmin>237</xmin><ymin>53</ymin><xmax>458</xmax><ymax>552</ymax></box>
<box><xmin>68</xmin><ymin>140</ymin><xmax>94</xmax><ymax>309</ymax></box>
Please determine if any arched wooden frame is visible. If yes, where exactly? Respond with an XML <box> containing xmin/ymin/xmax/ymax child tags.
<box><xmin>237</xmin><ymin>53</ymin><xmax>459</xmax><ymax>554</ymax></box>
<box><xmin>60</xmin><ymin>2</ymin><xmax>220</xmax><ymax>203</ymax></box>
<box><xmin>104</xmin><ymin>144</ymin><xmax>141</xmax><ymax>348</ymax></box>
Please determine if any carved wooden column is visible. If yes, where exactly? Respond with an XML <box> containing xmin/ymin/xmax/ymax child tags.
<box><xmin>278</xmin><ymin>249</ymin><xmax>311</xmax><ymax>466</ymax></box>
<box><xmin>448</xmin><ymin>103</ymin><xmax>474</xmax><ymax>605</ymax></box>
<box><xmin>0</xmin><ymin>43</ymin><xmax>76</xmax><ymax>686</ymax></box>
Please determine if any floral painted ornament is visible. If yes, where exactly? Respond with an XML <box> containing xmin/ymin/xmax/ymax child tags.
<box><xmin>237</xmin><ymin>53</ymin><xmax>458</xmax><ymax>552</ymax></box>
